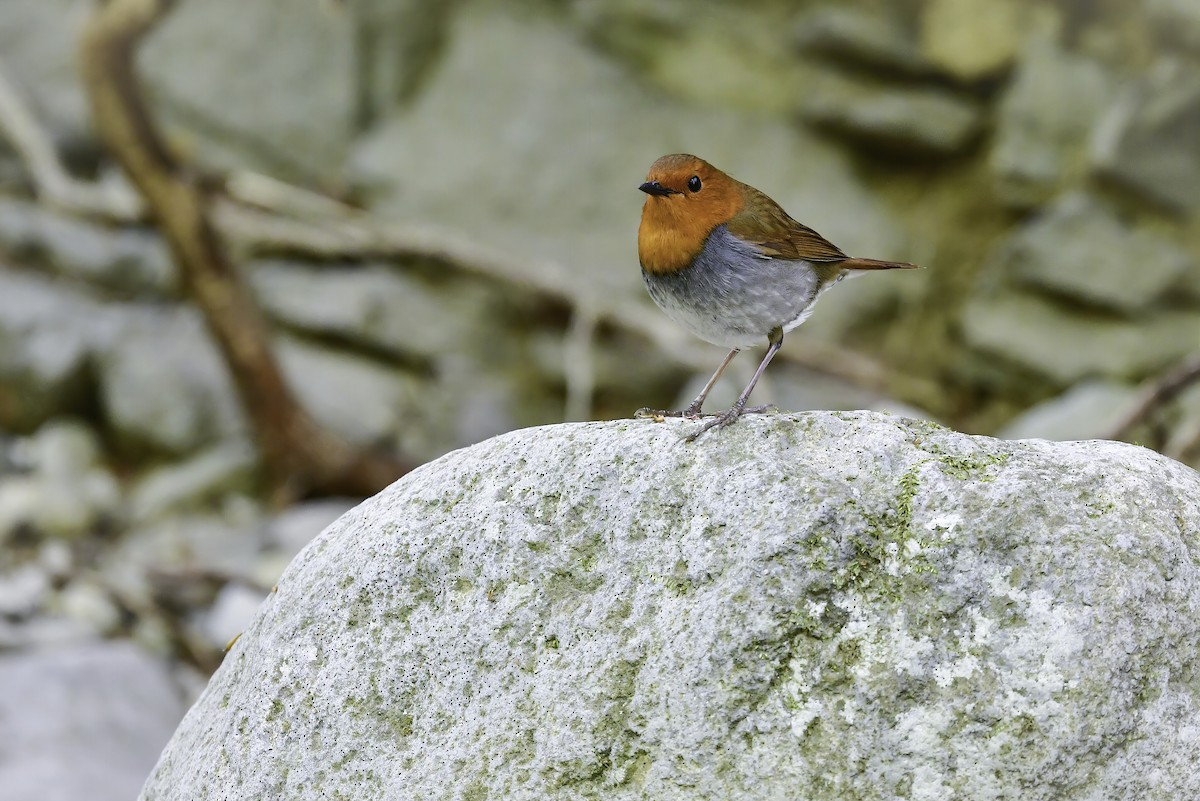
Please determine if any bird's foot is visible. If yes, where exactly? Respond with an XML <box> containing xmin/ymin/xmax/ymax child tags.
<box><xmin>685</xmin><ymin>403</ymin><xmax>750</xmax><ymax>441</ymax></box>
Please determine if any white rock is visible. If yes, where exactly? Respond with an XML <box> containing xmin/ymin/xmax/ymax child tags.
<box><xmin>140</xmin><ymin>414</ymin><xmax>1200</xmax><ymax>800</ymax></box>
<box><xmin>266</xmin><ymin>497</ymin><xmax>357</xmax><ymax>557</ymax></box>
<box><xmin>0</xmin><ymin>420</ymin><xmax>123</xmax><ymax>541</ymax></box>
<box><xmin>0</xmin><ymin>564</ymin><xmax>49</xmax><ymax>618</ymax></box>
<box><xmin>201</xmin><ymin>582</ymin><xmax>267</xmax><ymax>650</ymax></box>
<box><xmin>57</xmin><ymin>577</ymin><xmax>123</xmax><ymax>636</ymax></box>
<box><xmin>96</xmin><ymin>306</ymin><xmax>246</xmax><ymax>456</ymax></box>
<box><xmin>26</xmin><ymin>418</ymin><xmax>102</xmax><ymax>479</ymax></box>
<box><xmin>0</xmin><ymin>642</ymin><xmax>186</xmax><ymax>801</ymax></box>
<box><xmin>38</xmin><ymin>540</ymin><xmax>74</xmax><ymax>580</ymax></box>
<box><xmin>129</xmin><ymin>441</ymin><xmax>257</xmax><ymax>522</ymax></box>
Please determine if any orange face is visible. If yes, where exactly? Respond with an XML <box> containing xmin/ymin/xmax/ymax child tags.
<box><xmin>637</xmin><ymin>154</ymin><xmax>745</xmax><ymax>275</ymax></box>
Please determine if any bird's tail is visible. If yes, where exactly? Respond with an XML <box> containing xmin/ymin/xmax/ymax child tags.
<box><xmin>839</xmin><ymin>257</ymin><xmax>919</xmax><ymax>271</ymax></box>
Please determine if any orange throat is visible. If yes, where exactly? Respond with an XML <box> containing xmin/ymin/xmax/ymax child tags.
<box><xmin>638</xmin><ymin>199</ymin><xmax>714</xmax><ymax>275</ymax></box>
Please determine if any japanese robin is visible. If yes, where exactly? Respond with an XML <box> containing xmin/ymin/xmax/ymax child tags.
<box><xmin>636</xmin><ymin>153</ymin><xmax>917</xmax><ymax>440</ymax></box>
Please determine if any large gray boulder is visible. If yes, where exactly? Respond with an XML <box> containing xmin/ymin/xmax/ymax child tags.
<box><xmin>140</xmin><ymin>413</ymin><xmax>1200</xmax><ymax>800</ymax></box>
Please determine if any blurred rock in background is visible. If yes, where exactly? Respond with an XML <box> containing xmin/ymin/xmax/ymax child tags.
<box><xmin>0</xmin><ymin>0</ymin><xmax>1198</xmax><ymax>797</ymax></box>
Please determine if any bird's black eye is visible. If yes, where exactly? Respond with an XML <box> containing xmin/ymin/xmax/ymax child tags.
<box><xmin>687</xmin><ymin>175</ymin><xmax>702</xmax><ymax>192</ymax></box>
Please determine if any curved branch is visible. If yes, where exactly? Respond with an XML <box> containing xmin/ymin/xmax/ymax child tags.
<box><xmin>79</xmin><ymin>0</ymin><xmax>412</xmax><ymax>501</ymax></box>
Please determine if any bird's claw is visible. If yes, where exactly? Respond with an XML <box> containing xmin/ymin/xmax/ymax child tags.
<box><xmin>685</xmin><ymin>405</ymin><xmax>747</xmax><ymax>441</ymax></box>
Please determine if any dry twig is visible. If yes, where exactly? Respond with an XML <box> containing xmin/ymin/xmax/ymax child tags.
<box><xmin>1108</xmin><ymin>353</ymin><xmax>1200</xmax><ymax>445</ymax></box>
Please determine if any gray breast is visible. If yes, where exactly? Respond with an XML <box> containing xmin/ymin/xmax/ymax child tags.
<box><xmin>642</xmin><ymin>225</ymin><xmax>828</xmax><ymax>349</ymax></box>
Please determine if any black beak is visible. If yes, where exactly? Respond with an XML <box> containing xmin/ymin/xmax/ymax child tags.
<box><xmin>639</xmin><ymin>180</ymin><xmax>676</xmax><ymax>197</ymax></box>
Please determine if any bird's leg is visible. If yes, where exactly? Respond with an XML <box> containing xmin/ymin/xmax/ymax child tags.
<box><xmin>686</xmin><ymin>329</ymin><xmax>783</xmax><ymax>441</ymax></box>
<box><xmin>683</xmin><ymin>348</ymin><xmax>740</xmax><ymax>416</ymax></box>
<box><xmin>635</xmin><ymin>348</ymin><xmax>739</xmax><ymax>419</ymax></box>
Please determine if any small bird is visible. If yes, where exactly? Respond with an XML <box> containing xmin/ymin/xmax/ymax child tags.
<box><xmin>636</xmin><ymin>153</ymin><xmax>917</xmax><ymax>439</ymax></box>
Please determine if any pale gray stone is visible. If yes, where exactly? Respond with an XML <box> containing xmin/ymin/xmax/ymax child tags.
<box><xmin>97</xmin><ymin>304</ymin><xmax>424</xmax><ymax>457</ymax></box>
<box><xmin>247</xmin><ymin>260</ymin><xmax>486</xmax><ymax>361</ymax></box>
<box><xmin>794</xmin><ymin>8</ymin><xmax>931</xmax><ymax>76</ymax></box>
<box><xmin>101</xmin><ymin>511</ymin><xmax>266</xmax><ymax>610</ymax></box>
<box><xmin>0</xmin><ymin>477</ymin><xmax>43</xmax><ymax>543</ymax></box>
<box><xmin>129</xmin><ymin>442</ymin><xmax>258</xmax><ymax>523</ymax></box>
<box><xmin>266</xmin><ymin>497</ymin><xmax>357</xmax><ymax>557</ymax></box>
<box><xmin>991</xmin><ymin>37</ymin><xmax>1112</xmax><ymax>206</ymax></box>
<box><xmin>1147</xmin><ymin>0</ymin><xmax>1200</xmax><ymax>53</ymax></box>
<box><xmin>22</xmin><ymin>419</ymin><xmax>103</xmax><ymax>479</ymax></box>
<box><xmin>0</xmin><ymin>0</ymin><xmax>446</xmax><ymax>179</ymax></box>
<box><xmin>0</xmin><ymin>642</ymin><xmax>186</xmax><ymax>801</ymax></box>
<box><xmin>96</xmin><ymin>307</ymin><xmax>246</xmax><ymax>456</ymax></box>
<box><xmin>995</xmin><ymin>192</ymin><xmax>1192</xmax><ymax>313</ymax></box>
<box><xmin>1093</xmin><ymin>58</ymin><xmax>1200</xmax><ymax>213</ymax></box>
<box><xmin>348</xmin><ymin>0</ymin><xmax>460</xmax><ymax>123</ymax></box>
<box><xmin>567</xmin><ymin>1</ymin><xmax>816</xmax><ymax>114</ymax></box>
<box><xmin>141</xmin><ymin>414</ymin><xmax>1200</xmax><ymax>800</ymax></box>
<box><xmin>0</xmin><ymin>1</ymin><xmax>92</xmax><ymax>140</ymax></box>
<box><xmin>0</xmin><ymin>421</ymin><xmax>122</xmax><ymax>542</ymax></box>
<box><xmin>998</xmin><ymin>380</ymin><xmax>1141</xmax><ymax>441</ymax></box>
<box><xmin>801</xmin><ymin>76</ymin><xmax>982</xmax><ymax>157</ymax></box>
<box><xmin>961</xmin><ymin>289</ymin><xmax>1200</xmax><ymax>385</ymax></box>
<box><xmin>0</xmin><ymin>616</ymin><xmax>96</xmax><ymax>651</ymax></box>
<box><xmin>0</xmin><ymin>563</ymin><xmax>48</xmax><ymax>618</ymax></box>
<box><xmin>918</xmin><ymin>0</ymin><xmax>1045</xmax><ymax>81</ymax></box>
<box><xmin>56</xmin><ymin>576</ymin><xmax>123</xmax><ymax>636</ymax></box>
<box><xmin>38</xmin><ymin>540</ymin><xmax>74</xmax><ymax>581</ymax></box>
<box><xmin>0</xmin><ymin>198</ymin><xmax>176</xmax><ymax>297</ymax></box>
<box><xmin>275</xmin><ymin>335</ymin><xmax>421</xmax><ymax>449</ymax></box>
<box><xmin>0</xmin><ymin>470</ymin><xmax>121</xmax><ymax>542</ymax></box>
<box><xmin>0</xmin><ymin>270</ymin><xmax>115</xmax><ymax>430</ymax></box>
<box><xmin>140</xmin><ymin>0</ymin><xmax>356</xmax><ymax>179</ymax></box>
<box><xmin>201</xmin><ymin>582</ymin><xmax>267</xmax><ymax>650</ymax></box>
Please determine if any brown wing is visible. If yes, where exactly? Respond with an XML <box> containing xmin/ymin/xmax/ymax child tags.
<box><xmin>726</xmin><ymin>183</ymin><xmax>849</xmax><ymax>263</ymax></box>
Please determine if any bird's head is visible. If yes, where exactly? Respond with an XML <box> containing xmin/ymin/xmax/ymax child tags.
<box><xmin>637</xmin><ymin>154</ymin><xmax>745</xmax><ymax>275</ymax></box>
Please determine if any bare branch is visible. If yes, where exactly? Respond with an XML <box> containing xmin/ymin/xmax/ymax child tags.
<box><xmin>1108</xmin><ymin>353</ymin><xmax>1200</xmax><ymax>442</ymax></box>
<box><xmin>79</xmin><ymin>0</ymin><xmax>413</xmax><ymax>501</ymax></box>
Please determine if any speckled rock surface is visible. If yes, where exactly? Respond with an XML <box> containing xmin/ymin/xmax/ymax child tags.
<box><xmin>140</xmin><ymin>413</ymin><xmax>1200</xmax><ymax>800</ymax></box>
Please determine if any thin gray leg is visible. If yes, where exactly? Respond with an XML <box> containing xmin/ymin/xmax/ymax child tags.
<box><xmin>686</xmin><ymin>329</ymin><xmax>783</xmax><ymax>440</ymax></box>
<box><xmin>635</xmin><ymin>348</ymin><xmax>740</xmax><ymax>419</ymax></box>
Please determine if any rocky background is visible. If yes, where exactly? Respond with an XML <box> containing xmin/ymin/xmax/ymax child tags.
<box><xmin>0</xmin><ymin>0</ymin><xmax>1197</xmax><ymax>798</ymax></box>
